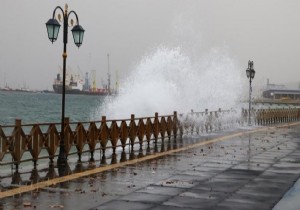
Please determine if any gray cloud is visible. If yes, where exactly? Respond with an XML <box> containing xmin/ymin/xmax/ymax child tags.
<box><xmin>0</xmin><ymin>0</ymin><xmax>299</xmax><ymax>90</ymax></box>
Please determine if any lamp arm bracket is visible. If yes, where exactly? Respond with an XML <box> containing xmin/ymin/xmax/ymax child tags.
<box><xmin>52</xmin><ymin>6</ymin><xmax>64</xmax><ymax>20</ymax></box>
<box><xmin>68</xmin><ymin>10</ymin><xmax>80</xmax><ymax>25</ymax></box>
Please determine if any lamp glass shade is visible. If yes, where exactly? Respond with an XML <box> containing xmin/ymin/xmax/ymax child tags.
<box><xmin>246</xmin><ymin>69</ymin><xmax>250</xmax><ymax>78</ymax></box>
<box><xmin>250</xmin><ymin>69</ymin><xmax>255</xmax><ymax>79</ymax></box>
<box><xmin>71</xmin><ymin>25</ymin><xmax>85</xmax><ymax>47</ymax></box>
<box><xmin>46</xmin><ymin>18</ymin><xmax>61</xmax><ymax>43</ymax></box>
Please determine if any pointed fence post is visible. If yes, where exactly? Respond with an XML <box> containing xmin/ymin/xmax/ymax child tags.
<box><xmin>173</xmin><ymin>111</ymin><xmax>178</xmax><ymax>139</ymax></box>
<box><xmin>14</xmin><ymin>119</ymin><xmax>22</xmax><ymax>171</ymax></box>
<box><xmin>153</xmin><ymin>113</ymin><xmax>159</xmax><ymax>143</ymax></box>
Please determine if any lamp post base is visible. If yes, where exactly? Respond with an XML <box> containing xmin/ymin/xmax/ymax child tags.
<box><xmin>57</xmin><ymin>148</ymin><xmax>67</xmax><ymax>166</ymax></box>
<box><xmin>57</xmin><ymin>149</ymin><xmax>68</xmax><ymax>177</ymax></box>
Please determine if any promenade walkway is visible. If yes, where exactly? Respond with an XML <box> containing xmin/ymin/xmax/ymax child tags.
<box><xmin>1</xmin><ymin>123</ymin><xmax>300</xmax><ymax>209</ymax></box>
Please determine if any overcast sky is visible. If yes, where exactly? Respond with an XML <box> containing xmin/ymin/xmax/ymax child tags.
<box><xmin>0</xmin><ymin>0</ymin><xmax>299</xmax><ymax>90</ymax></box>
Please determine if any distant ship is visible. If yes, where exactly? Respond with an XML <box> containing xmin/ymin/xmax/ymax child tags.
<box><xmin>52</xmin><ymin>73</ymin><xmax>113</xmax><ymax>96</ymax></box>
<box><xmin>53</xmin><ymin>54</ymin><xmax>119</xmax><ymax>96</ymax></box>
<box><xmin>0</xmin><ymin>83</ymin><xmax>37</xmax><ymax>93</ymax></box>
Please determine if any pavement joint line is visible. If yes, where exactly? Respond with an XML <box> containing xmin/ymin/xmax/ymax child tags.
<box><xmin>1</xmin><ymin>122</ymin><xmax>299</xmax><ymax>199</ymax></box>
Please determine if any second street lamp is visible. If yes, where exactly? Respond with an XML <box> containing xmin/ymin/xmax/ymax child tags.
<box><xmin>46</xmin><ymin>4</ymin><xmax>85</xmax><ymax>166</ymax></box>
<box><xmin>246</xmin><ymin>60</ymin><xmax>255</xmax><ymax>126</ymax></box>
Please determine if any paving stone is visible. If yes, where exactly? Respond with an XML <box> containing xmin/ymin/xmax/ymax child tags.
<box><xmin>91</xmin><ymin>200</ymin><xmax>154</xmax><ymax>210</ymax></box>
<box><xmin>201</xmin><ymin>162</ymin><xmax>233</xmax><ymax>169</ymax></box>
<box><xmin>193</xmin><ymin>177</ymin><xmax>248</xmax><ymax>193</ymax></box>
<box><xmin>241</xmin><ymin>183</ymin><xmax>291</xmax><ymax>197</ymax></box>
<box><xmin>248</xmin><ymin>157</ymin><xmax>278</xmax><ymax>164</ymax></box>
<box><xmin>260</xmin><ymin>171</ymin><xmax>299</xmax><ymax>182</ymax></box>
<box><xmin>163</xmin><ymin>195</ymin><xmax>217</xmax><ymax>209</ymax></box>
<box><xmin>179</xmin><ymin>188</ymin><xmax>229</xmax><ymax>202</ymax></box>
<box><xmin>136</xmin><ymin>185</ymin><xmax>185</xmax><ymax>196</ymax></box>
<box><xmin>252</xmin><ymin>177</ymin><xmax>295</xmax><ymax>185</ymax></box>
<box><xmin>213</xmin><ymin>200</ymin><xmax>271</xmax><ymax>210</ymax></box>
<box><xmin>118</xmin><ymin>192</ymin><xmax>171</xmax><ymax>203</ymax></box>
<box><xmin>154</xmin><ymin>175</ymin><xmax>201</xmax><ymax>188</ymax></box>
<box><xmin>215</xmin><ymin>168</ymin><xmax>261</xmax><ymax>180</ymax></box>
<box><xmin>177</xmin><ymin>169</ymin><xmax>217</xmax><ymax>179</ymax></box>
<box><xmin>192</xmin><ymin>166</ymin><xmax>226</xmax><ymax>173</ymax></box>
<box><xmin>232</xmin><ymin>162</ymin><xmax>270</xmax><ymax>171</ymax></box>
<box><xmin>267</xmin><ymin>166</ymin><xmax>300</xmax><ymax>175</ymax></box>
<box><xmin>280</xmin><ymin>156</ymin><xmax>300</xmax><ymax>163</ymax></box>
<box><xmin>236</xmin><ymin>186</ymin><xmax>283</xmax><ymax>201</ymax></box>
<box><xmin>227</xmin><ymin>192</ymin><xmax>278</xmax><ymax>207</ymax></box>
<box><xmin>149</xmin><ymin>204</ymin><xmax>196</xmax><ymax>210</ymax></box>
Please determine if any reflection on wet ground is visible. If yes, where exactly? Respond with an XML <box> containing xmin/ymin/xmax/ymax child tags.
<box><xmin>0</xmin><ymin>131</ymin><xmax>211</xmax><ymax>188</ymax></box>
<box><xmin>1</xmin><ymin>125</ymin><xmax>300</xmax><ymax>209</ymax></box>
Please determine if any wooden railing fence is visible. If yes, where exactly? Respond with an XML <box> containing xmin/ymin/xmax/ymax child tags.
<box><xmin>1</xmin><ymin>108</ymin><xmax>300</xmax><ymax>169</ymax></box>
<box><xmin>0</xmin><ymin>112</ymin><xmax>179</xmax><ymax>169</ymax></box>
<box><xmin>241</xmin><ymin>108</ymin><xmax>300</xmax><ymax>125</ymax></box>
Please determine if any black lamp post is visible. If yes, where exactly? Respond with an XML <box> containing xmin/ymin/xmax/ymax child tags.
<box><xmin>46</xmin><ymin>4</ymin><xmax>85</xmax><ymax>166</ymax></box>
<box><xmin>246</xmin><ymin>60</ymin><xmax>255</xmax><ymax>126</ymax></box>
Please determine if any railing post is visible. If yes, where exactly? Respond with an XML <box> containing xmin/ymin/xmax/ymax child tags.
<box><xmin>209</xmin><ymin>112</ymin><xmax>213</xmax><ymax>131</ymax></box>
<box><xmin>14</xmin><ymin>119</ymin><xmax>22</xmax><ymax>170</ymax></box>
<box><xmin>64</xmin><ymin>117</ymin><xmax>70</xmax><ymax>157</ymax></box>
<box><xmin>129</xmin><ymin>114</ymin><xmax>136</xmax><ymax>159</ymax></box>
<box><xmin>218</xmin><ymin>108</ymin><xmax>222</xmax><ymax>130</ymax></box>
<box><xmin>130</xmin><ymin>114</ymin><xmax>135</xmax><ymax>148</ymax></box>
<box><xmin>154</xmin><ymin>113</ymin><xmax>159</xmax><ymax>143</ymax></box>
<box><xmin>178</xmin><ymin>114</ymin><xmax>183</xmax><ymax>138</ymax></box>
<box><xmin>15</xmin><ymin>119</ymin><xmax>22</xmax><ymax>170</ymax></box>
<box><xmin>190</xmin><ymin>109</ymin><xmax>194</xmax><ymax>134</ymax></box>
<box><xmin>205</xmin><ymin>109</ymin><xmax>208</xmax><ymax>133</ymax></box>
<box><xmin>173</xmin><ymin>111</ymin><xmax>178</xmax><ymax>139</ymax></box>
<box><xmin>101</xmin><ymin>115</ymin><xmax>106</xmax><ymax>161</ymax></box>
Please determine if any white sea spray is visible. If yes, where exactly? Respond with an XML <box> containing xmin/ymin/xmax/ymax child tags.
<box><xmin>99</xmin><ymin>46</ymin><xmax>244</xmax><ymax>120</ymax></box>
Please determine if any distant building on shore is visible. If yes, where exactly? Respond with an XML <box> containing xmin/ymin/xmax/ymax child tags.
<box><xmin>262</xmin><ymin>79</ymin><xmax>300</xmax><ymax>100</ymax></box>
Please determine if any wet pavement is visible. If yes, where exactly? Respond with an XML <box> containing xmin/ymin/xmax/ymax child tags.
<box><xmin>1</xmin><ymin>124</ymin><xmax>300</xmax><ymax>209</ymax></box>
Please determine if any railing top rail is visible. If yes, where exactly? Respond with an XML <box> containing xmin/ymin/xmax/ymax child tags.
<box><xmin>1</xmin><ymin>107</ymin><xmax>299</xmax><ymax>128</ymax></box>
<box><xmin>0</xmin><ymin>113</ymin><xmax>175</xmax><ymax>128</ymax></box>
<box><xmin>179</xmin><ymin>109</ymin><xmax>231</xmax><ymax>116</ymax></box>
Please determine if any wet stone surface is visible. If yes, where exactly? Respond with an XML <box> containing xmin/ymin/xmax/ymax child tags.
<box><xmin>1</xmin><ymin>125</ymin><xmax>300</xmax><ymax>210</ymax></box>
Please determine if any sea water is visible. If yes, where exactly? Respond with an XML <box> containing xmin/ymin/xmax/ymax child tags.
<box><xmin>0</xmin><ymin>91</ymin><xmax>106</xmax><ymax>125</ymax></box>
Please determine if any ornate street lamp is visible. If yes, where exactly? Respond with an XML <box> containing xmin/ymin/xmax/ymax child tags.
<box><xmin>46</xmin><ymin>4</ymin><xmax>85</xmax><ymax>166</ymax></box>
<box><xmin>246</xmin><ymin>60</ymin><xmax>255</xmax><ymax>125</ymax></box>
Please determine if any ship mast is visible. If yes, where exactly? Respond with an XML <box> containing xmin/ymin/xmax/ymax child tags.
<box><xmin>115</xmin><ymin>69</ymin><xmax>119</xmax><ymax>94</ymax></box>
<box><xmin>92</xmin><ymin>70</ymin><xmax>96</xmax><ymax>92</ymax></box>
<box><xmin>3</xmin><ymin>72</ymin><xmax>6</xmax><ymax>88</ymax></box>
<box><xmin>107</xmin><ymin>53</ymin><xmax>111</xmax><ymax>95</ymax></box>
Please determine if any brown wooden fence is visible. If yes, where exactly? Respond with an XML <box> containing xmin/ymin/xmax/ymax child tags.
<box><xmin>0</xmin><ymin>112</ymin><xmax>179</xmax><ymax>169</ymax></box>
<box><xmin>241</xmin><ymin>108</ymin><xmax>300</xmax><ymax>125</ymax></box>
<box><xmin>1</xmin><ymin>108</ymin><xmax>300</xmax><ymax>169</ymax></box>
